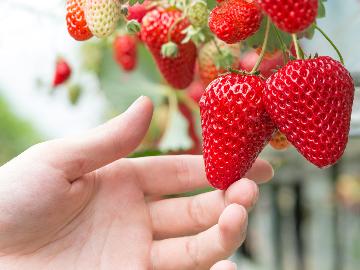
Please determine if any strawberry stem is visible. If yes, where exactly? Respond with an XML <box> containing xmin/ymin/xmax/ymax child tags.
<box><xmin>272</xmin><ymin>25</ymin><xmax>288</xmax><ymax>64</ymax></box>
<box><xmin>177</xmin><ymin>91</ymin><xmax>200</xmax><ymax>113</ymax></box>
<box><xmin>212</xmin><ymin>38</ymin><xmax>223</xmax><ymax>56</ymax></box>
<box><xmin>250</xmin><ymin>17</ymin><xmax>270</xmax><ymax>74</ymax></box>
<box><xmin>291</xmin><ymin>34</ymin><xmax>304</xmax><ymax>60</ymax></box>
<box><xmin>314</xmin><ymin>24</ymin><xmax>344</xmax><ymax>64</ymax></box>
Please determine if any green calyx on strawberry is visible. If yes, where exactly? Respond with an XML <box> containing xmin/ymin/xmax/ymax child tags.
<box><xmin>264</xmin><ymin>56</ymin><xmax>354</xmax><ymax>167</ymax></box>
<box><xmin>140</xmin><ymin>7</ymin><xmax>197</xmax><ymax>89</ymax></box>
<box><xmin>200</xmin><ymin>73</ymin><xmax>276</xmax><ymax>190</ymax></box>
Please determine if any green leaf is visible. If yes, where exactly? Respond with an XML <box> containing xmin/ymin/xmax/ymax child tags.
<box><xmin>98</xmin><ymin>43</ymin><xmax>163</xmax><ymax>113</ymax></box>
<box><xmin>159</xmin><ymin>106</ymin><xmax>193</xmax><ymax>152</ymax></box>
<box><xmin>304</xmin><ymin>24</ymin><xmax>316</xmax><ymax>40</ymax></box>
<box><xmin>246</xmin><ymin>20</ymin><xmax>292</xmax><ymax>52</ymax></box>
<box><xmin>317</xmin><ymin>0</ymin><xmax>326</xmax><ymax>18</ymax></box>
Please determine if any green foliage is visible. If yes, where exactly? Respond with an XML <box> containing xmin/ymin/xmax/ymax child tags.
<box><xmin>0</xmin><ymin>95</ymin><xmax>42</xmax><ymax>164</ymax></box>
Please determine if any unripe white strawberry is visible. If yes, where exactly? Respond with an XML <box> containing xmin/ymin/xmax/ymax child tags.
<box><xmin>85</xmin><ymin>0</ymin><xmax>121</xmax><ymax>38</ymax></box>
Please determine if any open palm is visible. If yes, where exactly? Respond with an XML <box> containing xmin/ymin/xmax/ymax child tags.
<box><xmin>0</xmin><ymin>97</ymin><xmax>273</xmax><ymax>270</ymax></box>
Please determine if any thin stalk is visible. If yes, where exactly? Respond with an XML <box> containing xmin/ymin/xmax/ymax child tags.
<box><xmin>273</xmin><ymin>25</ymin><xmax>288</xmax><ymax>64</ymax></box>
<box><xmin>314</xmin><ymin>24</ymin><xmax>344</xmax><ymax>64</ymax></box>
<box><xmin>251</xmin><ymin>17</ymin><xmax>271</xmax><ymax>74</ymax></box>
<box><xmin>212</xmin><ymin>38</ymin><xmax>223</xmax><ymax>56</ymax></box>
<box><xmin>292</xmin><ymin>34</ymin><xmax>303</xmax><ymax>59</ymax></box>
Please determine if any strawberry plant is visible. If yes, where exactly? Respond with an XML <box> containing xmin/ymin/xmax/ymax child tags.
<box><xmin>59</xmin><ymin>0</ymin><xmax>355</xmax><ymax>190</ymax></box>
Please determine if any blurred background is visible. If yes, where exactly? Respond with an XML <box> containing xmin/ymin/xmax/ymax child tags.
<box><xmin>0</xmin><ymin>0</ymin><xmax>359</xmax><ymax>269</ymax></box>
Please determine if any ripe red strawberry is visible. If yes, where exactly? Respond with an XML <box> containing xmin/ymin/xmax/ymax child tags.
<box><xmin>52</xmin><ymin>58</ymin><xmax>72</xmax><ymax>87</ymax></box>
<box><xmin>198</xmin><ymin>41</ymin><xmax>241</xmax><ymax>87</ymax></box>
<box><xmin>264</xmin><ymin>56</ymin><xmax>354</xmax><ymax>167</ymax></box>
<box><xmin>209</xmin><ymin>0</ymin><xmax>262</xmax><ymax>44</ymax></box>
<box><xmin>200</xmin><ymin>73</ymin><xmax>276</xmax><ymax>189</ymax></box>
<box><xmin>256</xmin><ymin>0</ymin><xmax>318</xmax><ymax>33</ymax></box>
<box><xmin>113</xmin><ymin>35</ymin><xmax>137</xmax><ymax>72</ymax></box>
<box><xmin>239</xmin><ymin>49</ymin><xmax>284</xmax><ymax>78</ymax></box>
<box><xmin>66</xmin><ymin>0</ymin><xmax>93</xmax><ymax>41</ymax></box>
<box><xmin>269</xmin><ymin>130</ymin><xmax>290</xmax><ymax>150</ymax></box>
<box><xmin>140</xmin><ymin>7</ymin><xmax>197</xmax><ymax>89</ymax></box>
<box><xmin>126</xmin><ymin>0</ymin><xmax>150</xmax><ymax>23</ymax></box>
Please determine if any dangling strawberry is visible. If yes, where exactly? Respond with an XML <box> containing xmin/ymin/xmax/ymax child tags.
<box><xmin>256</xmin><ymin>0</ymin><xmax>318</xmax><ymax>33</ymax></box>
<box><xmin>239</xmin><ymin>49</ymin><xmax>284</xmax><ymax>78</ymax></box>
<box><xmin>264</xmin><ymin>56</ymin><xmax>354</xmax><ymax>167</ymax></box>
<box><xmin>66</xmin><ymin>0</ymin><xmax>93</xmax><ymax>41</ymax></box>
<box><xmin>84</xmin><ymin>0</ymin><xmax>121</xmax><ymax>38</ymax></box>
<box><xmin>113</xmin><ymin>34</ymin><xmax>137</xmax><ymax>72</ymax></box>
<box><xmin>209</xmin><ymin>0</ymin><xmax>262</xmax><ymax>44</ymax></box>
<box><xmin>269</xmin><ymin>130</ymin><xmax>290</xmax><ymax>151</ymax></box>
<box><xmin>52</xmin><ymin>58</ymin><xmax>72</xmax><ymax>87</ymax></box>
<box><xmin>140</xmin><ymin>7</ymin><xmax>197</xmax><ymax>89</ymax></box>
<box><xmin>200</xmin><ymin>73</ymin><xmax>276</xmax><ymax>189</ymax></box>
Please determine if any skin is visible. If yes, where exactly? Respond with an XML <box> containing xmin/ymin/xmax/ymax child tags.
<box><xmin>0</xmin><ymin>97</ymin><xmax>273</xmax><ymax>270</ymax></box>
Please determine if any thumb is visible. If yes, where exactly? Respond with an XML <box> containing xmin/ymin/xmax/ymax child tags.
<box><xmin>34</xmin><ymin>96</ymin><xmax>153</xmax><ymax>180</ymax></box>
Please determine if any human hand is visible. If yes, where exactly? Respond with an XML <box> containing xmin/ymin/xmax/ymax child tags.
<box><xmin>0</xmin><ymin>97</ymin><xmax>273</xmax><ymax>270</ymax></box>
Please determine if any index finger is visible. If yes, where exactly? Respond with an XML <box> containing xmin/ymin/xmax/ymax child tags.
<box><xmin>130</xmin><ymin>155</ymin><xmax>273</xmax><ymax>195</ymax></box>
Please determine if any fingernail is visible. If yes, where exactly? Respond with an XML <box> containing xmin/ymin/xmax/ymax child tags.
<box><xmin>231</xmin><ymin>262</ymin><xmax>237</xmax><ymax>270</ymax></box>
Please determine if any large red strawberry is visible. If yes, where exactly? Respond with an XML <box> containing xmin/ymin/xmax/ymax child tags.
<box><xmin>113</xmin><ymin>34</ymin><xmax>137</xmax><ymax>72</ymax></box>
<box><xmin>208</xmin><ymin>0</ymin><xmax>262</xmax><ymax>44</ymax></box>
<box><xmin>66</xmin><ymin>0</ymin><xmax>93</xmax><ymax>41</ymax></box>
<box><xmin>256</xmin><ymin>0</ymin><xmax>318</xmax><ymax>33</ymax></box>
<box><xmin>264</xmin><ymin>56</ymin><xmax>354</xmax><ymax>167</ymax></box>
<box><xmin>140</xmin><ymin>7</ymin><xmax>197</xmax><ymax>89</ymax></box>
<box><xmin>52</xmin><ymin>58</ymin><xmax>72</xmax><ymax>87</ymax></box>
<box><xmin>200</xmin><ymin>73</ymin><xmax>276</xmax><ymax>189</ymax></box>
<box><xmin>239</xmin><ymin>49</ymin><xmax>284</xmax><ymax>78</ymax></box>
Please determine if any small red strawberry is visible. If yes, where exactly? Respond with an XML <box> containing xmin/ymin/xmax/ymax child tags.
<box><xmin>66</xmin><ymin>0</ymin><xmax>93</xmax><ymax>41</ymax></box>
<box><xmin>52</xmin><ymin>58</ymin><xmax>72</xmax><ymax>87</ymax></box>
<box><xmin>113</xmin><ymin>35</ymin><xmax>137</xmax><ymax>72</ymax></box>
<box><xmin>140</xmin><ymin>7</ymin><xmax>197</xmax><ymax>89</ymax></box>
<box><xmin>264</xmin><ymin>56</ymin><xmax>354</xmax><ymax>167</ymax></box>
<box><xmin>239</xmin><ymin>49</ymin><xmax>284</xmax><ymax>78</ymax></box>
<box><xmin>269</xmin><ymin>130</ymin><xmax>290</xmax><ymax>150</ymax></box>
<box><xmin>200</xmin><ymin>73</ymin><xmax>276</xmax><ymax>189</ymax></box>
<box><xmin>209</xmin><ymin>0</ymin><xmax>262</xmax><ymax>44</ymax></box>
<box><xmin>256</xmin><ymin>0</ymin><xmax>318</xmax><ymax>33</ymax></box>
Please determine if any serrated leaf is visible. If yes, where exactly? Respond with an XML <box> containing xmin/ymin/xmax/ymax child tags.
<box><xmin>159</xmin><ymin>106</ymin><xmax>193</xmax><ymax>152</ymax></box>
<box><xmin>246</xmin><ymin>20</ymin><xmax>292</xmax><ymax>52</ymax></box>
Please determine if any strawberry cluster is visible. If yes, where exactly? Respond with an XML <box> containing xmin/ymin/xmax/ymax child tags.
<box><xmin>64</xmin><ymin>0</ymin><xmax>355</xmax><ymax>191</ymax></box>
